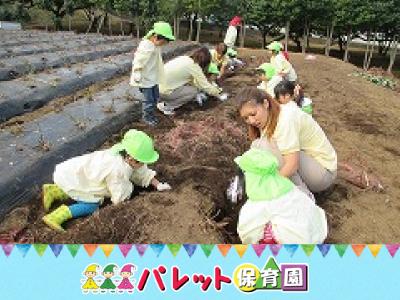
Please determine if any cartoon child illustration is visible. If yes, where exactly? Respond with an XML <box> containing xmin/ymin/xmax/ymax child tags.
<box><xmin>100</xmin><ymin>264</ymin><xmax>117</xmax><ymax>290</ymax></box>
<box><xmin>82</xmin><ymin>264</ymin><xmax>99</xmax><ymax>290</ymax></box>
<box><xmin>118</xmin><ymin>264</ymin><xmax>136</xmax><ymax>290</ymax></box>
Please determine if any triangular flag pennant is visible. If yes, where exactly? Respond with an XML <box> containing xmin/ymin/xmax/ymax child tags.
<box><xmin>217</xmin><ymin>244</ymin><xmax>232</xmax><ymax>257</ymax></box>
<box><xmin>66</xmin><ymin>244</ymin><xmax>80</xmax><ymax>257</ymax></box>
<box><xmin>1</xmin><ymin>244</ymin><xmax>14</xmax><ymax>257</ymax></box>
<box><xmin>33</xmin><ymin>244</ymin><xmax>48</xmax><ymax>256</ymax></box>
<box><xmin>150</xmin><ymin>244</ymin><xmax>165</xmax><ymax>257</ymax></box>
<box><xmin>334</xmin><ymin>244</ymin><xmax>348</xmax><ymax>257</ymax></box>
<box><xmin>317</xmin><ymin>244</ymin><xmax>331</xmax><ymax>257</ymax></box>
<box><xmin>100</xmin><ymin>244</ymin><xmax>114</xmax><ymax>257</ymax></box>
<box><xmin>183</xmin><ymin>244</ymin><xmax>197</xmax><ymax>257</ymax></box>
<box><xmin>118</xmin><ymin>244</ymin><xmax>133</xmax><ymax>257</ymax></box>
<box><xmin>269</xmin><ymin>244</ymin><xmax>282</xmax><ymax>257</ymax></box>
<box><xmin>351</xmin><ymin>244</ymin><xmax>366</xmax><ymax>257</ymax></box>
<box><xmin>301</xmin><ymin>244</ymin><xmax>315</xmax><ymax>257</ymax></box>
<box><xmin>386</xmin><ymin>244</ymin><xmax>400</xmax><ymax>258</ymax></box>
<box><xmin>83</xmin><ymin>244</ymin><xmax>98</xmax><ymax>257</ymax></box>
<box><xmin>368</xmin><ymin>244</ymin><xmax>382</xmax><ymax>258</ymax></box>
<box><xmin>200</xmin><ymin>244</ymin><xmax>214</xmax><ymax>257</ymax></box>
<box><xmin>252</xmin><ymin>244</ymin><xmax>267</xmax><ymax>257</ymax></box>
<box><xmin>233</xmin><ymin>244</ymin><xmax>248</xmax><ymax>258</ymax></box>
<box><xmin>284</xmin><ymin>244</ymin><xmax>298</xmax><ymax>257</ymax></box>
<box><xmin>135</xmin><ymin>244</ymin><xmax>148</xmax><ymax>257</ymax></box>
<box><xmin>167</xmin><ymin>244</ymin><xmax>181</xmax><ymax>257</ymax></box>
<box><xmin>16</xmin><ymin>244</ymin><xmax>31</xmax><ymax>257</ymax></box>
<box><xmin>49</xmin><ymin>244</ymin><xmax>63</xmax><ymax>257</ymax></box>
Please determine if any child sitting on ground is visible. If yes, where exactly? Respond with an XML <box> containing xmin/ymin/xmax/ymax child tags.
<box><xmin>210</xmin><ymin>43</ymin><xmax>230</xmax><ymax>81</ymax></box>
<box><xmin>274</xmin><ymin>80</ymin><xmax>313</xmax><ymax>114</ymax></box>
<box><xmin>42</xmin><ymin>129</ymin><xmax>171</xmax><ymax>232</ymax></box>
<box><xmin>130</xmin><ymin>21</ymin><xmax>175</xmax><ymax>126</ymax></box>
<box><xmin>226</xmin><ymin>48</ymin><xmax>245</xmax><ymax>71</ymax></box>
<box><xmin>256</xmin><ymin>63</ymin><xmax>283</xmax><ymax>98</ymax></box>
<box><xmin>235</xmin><ymin>148</ymin><xmax>327</xmax><ymax>244</ymax></box>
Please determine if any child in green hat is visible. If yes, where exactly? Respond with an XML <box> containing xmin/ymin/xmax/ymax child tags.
<box><xmin>235</xmin><ymin>148</ymin><xmax>327</xmax><ymax>244</ymax></box>
<box><xmin>267</xmin><ymin>41</ymin><xmax>297</xmax><ymax>84</ymax></box>
<box><xmin>226</xmin><ymin>48</ymin><xmax>244</xmax><ymax>71</ymax></box>
<box><xmin>256</xmin><ymin>63</ymin><xmax>283</xmax><ymax>98</ymax></box>
<box><xmin>42</xmin><ymin>129</ymin><xmax>171</xmax><ymax>232</ymax></box>
<box><xmin>130</xmin><ymin>21</ymin><xmax>175</xmax><ymax>126</ymax></box>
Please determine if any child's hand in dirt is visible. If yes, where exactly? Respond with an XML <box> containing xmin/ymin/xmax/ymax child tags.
<box><xmin>218</xmin><ymin>93</ymin><xmax>229</xmax><ymax>102</ymax></box>
<box><xmin>156</xmin><ymin>182</ymin><xmax>172</xmax><ymax>191</ymax></box>
<box><xmin>133</xmin><ymin>71</ymin><xmax>141</xmax><ymax>82</ymax></box>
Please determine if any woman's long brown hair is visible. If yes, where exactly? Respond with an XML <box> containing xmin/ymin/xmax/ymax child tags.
<box><xmin>236</xmin><ymin>87</ymin><xmax>281</xmax><ymax>140</ymax></box>
<box><xmin>190</xmin><ymin>47</ymin><xmax>212</xmax><ymax>73</ymax></box>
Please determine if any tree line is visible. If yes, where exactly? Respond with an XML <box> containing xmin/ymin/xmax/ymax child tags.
<box><xmin>1</xmin><ymin>0</ymin><xmax>399</xmax><ymax>72</ymax></box>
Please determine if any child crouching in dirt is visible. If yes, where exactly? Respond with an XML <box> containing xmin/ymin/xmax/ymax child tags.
<box><xmin>41</xmin><ymin>129</ymin><xmax>171</xmax><ymax>232</ymax></box>
<box><xmin>274</xmin><ymin>80</ymin><xmax>313</xmax><ymax>114</ymax></box>
<box><xmin>130</xmin><ymin>21</ymin><xmax>175</xmax><ymax>126</ymax></box>
<box><xmin>235</xmin><ymin>148</ymin><xmax>327</xmax><ymax>244</ymax></box>
<box><xmin>226</xmin><ymin>48</ymin><xmax>245</xmax><ymax>72</ymax></box>
<box><xmin>256</xmin><ymin>63</ymin><xmax>283</xmax><ymax>98</ymax></box>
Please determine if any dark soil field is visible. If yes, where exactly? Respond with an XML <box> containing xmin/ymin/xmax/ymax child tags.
<box><xmin>1</xmin><ymin>48</ymin><xmax>399</xmax><ymax>244</ymax></box>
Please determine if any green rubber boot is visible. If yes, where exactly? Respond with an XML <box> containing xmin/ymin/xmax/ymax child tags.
<box><xmin>42</xmin><ymin>184</ymin><xmax>69</xmax><ymax>212</ymax></box>
<box><xmin>42</xmin><ymin>205</ymin><xmax>72</xmax><ymax>232</ymax></box>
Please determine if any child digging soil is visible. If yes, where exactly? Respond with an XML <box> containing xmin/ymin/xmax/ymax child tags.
<box><xmin>42</xmin><ymin>129</ymin><xmax>171</xmax><ymax>232</ymax></box>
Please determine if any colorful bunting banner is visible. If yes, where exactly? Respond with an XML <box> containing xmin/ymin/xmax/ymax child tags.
<box><xmin>252</xmin><ymin>244</ymin><xmax>267</xmax><ymax>257</ymax></box>
<box><xmin>66</xmin><ymin>244</ymin><xmax>80</xmax><ymax>257</ymax></box>
<box><xmin>83</xmin><ymin>244</ymin><xmax>98</xmax><ymax>257</ymax></box>
<box><xmin>183</xmin><ymin>244</ymin><xmax>197</xmax><ymax>257</ymax></box>
<box><xmin>352</xmin><ymin>244</ymin><xmax>366</xmax><ymax>257</ymax></box>
<box><xmin>33</xmin><ymin>244</ymin><xmax>47</xmax><ymax>256</ymax></box>
<box><xmin>386</xmin><ymin>244</ymin><xmax>400</xmax><ymax>258</ymax></box>
<box><xmin>217</xmin><ymin>244</ymin><xmax>232</xmax><ymax>257</ymax></box>
<box><xmin>233</xmin><ymin>244</ymin><xmax>248</xmax><ymax>258</ymax></box>
<box><xmin>135</xmin><ymin>244</ymin><xmax>148</xmax><ymax>257</ymax></box>
<box><xmin>317</xmin><ymin>244</ymin><xmax>331</xmax><ymax>257</ymax></box>
<box><xmin>118</xmin><ymin>244</ymin><xmax>133</xmax><ymax>257</ymax></box>
<box><xmin>301</xmin><ymin>244</ymin><xmax>315</xmax><ymax>257</ymax></box>
<box><xmin>100</xmin><ymin>244</ymin><xmax>114</xmax><ymax>257</ymax></box>
<box><xmin>367</xmin><ymin>244</ymin><xmax>382</xmax><ymax>258</ymax></box>
<box><xmin>269</xmin><ymin>244</ymin><xmax>282</xmax><ymax>257</ymax></box>
<box><xmin>284</xmin><ymin>244</ymin><xmax>299</xmax><ymax>257</ymax></box>
<box><xmin>167</xmin><ymin>244</ymin><xmax>181</xmax><ymax>257</ymax></box>
<box><xmin>16</xmin><ymin>244</ymin><xmax>31</xmax><ymax>257</ymax></box>
<box><xmin>200</xmin><ymin>244</ymin><xmax>214</xmax><ymax>257</ymax></box>
<box><xmin>150</xmin><ymin>244</ymin><xmax>165</xmax><ymax>257</ymax></box>
<box><xmin>49</xmin><ymin>244</ymin><xmax>63</xmax><ymax>257</ymax></box>
<box><xmin>1</xmin><ymin>244</ymin><xmax>14</xmax><ymax>257</ymax></box>
<box><xmin>334</xmin><ymin>244</ymin><xmax>348</xmax><ymax>257</ymax></box>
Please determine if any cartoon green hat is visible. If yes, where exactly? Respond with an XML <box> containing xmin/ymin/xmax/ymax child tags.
<box><xmin>267</xmin><ymin>41</ymin><xmax>282</xmax><ymax>52</ymax></box>
<box><xmin>257</xmin><ymin>63</ymin><xmax>276</xmax><ymax>80</ymax></box>
<box><xmin>227</xmin><ymin>48</ymin><xmax>237</xmax><ymax>57</ymax></box>
<box><xmin>103</xmin><ymin>264</ymin><xmax>117</xmax><ymax>273</ymax></box>
<box><xmin>145</xmin><ymin>21</ymin><xmax>175</xmax><ymax>41</ymax></box>
<box><xmin>111</xmin><ymin>129</ymin><xmax>159</xmax><ymax>164</ymax></box>
<box><xmin>234</xmin><ymin>148</ymin><xmax>293</xmax><ymax>201</ymax></box>
<box><xmin>208</xmin><ymin>63</ymin><xmax>220</xmax><ymax>75</ymax></box>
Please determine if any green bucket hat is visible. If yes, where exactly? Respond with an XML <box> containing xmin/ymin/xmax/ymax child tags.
<box><xmin>234</xmin><ymin>148</ymin><xmax>294</xmax><ymax>201</ymax></box>
<box><xmin>111</xmin><ymin>129</ymin><xmax>159</xmax><ymax>164</ymax></box>
<box><xmin>266</xmin><ymin>41</ymin><xmax>282</xmax><ymax>52</ymax></box>
<box><xmin>208</xmin><ymin>63</ymin><xmax>220</xmax><ymax>75</ymax></box>
<box><xmin>227</xmin><ymin>48</ymin><xmax>237</xmax><ymax>57</ymax></box>
<box><xmin>103</xmin><ymin>264</ymin><xmax>117</xmax><ymax>273</ymax></box>
<box><xmin>145</xmin><ymin>21</ymin><xmax>175</xmax><ymax>41</ymax></box>
<box><xmin>257</xmin><ymin>63</ymin><xmax>276</xmax><ymax>80</ymax></box>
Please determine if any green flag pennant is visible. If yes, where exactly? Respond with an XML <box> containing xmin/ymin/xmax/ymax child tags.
<box><xmin>301</xmin><ymin>244</ymin><xmax>316</xmax><ymax>257</ymax></box>
<box><xmin>334</xmin><ymin>244</ymin><xmax>349</xmax><ymax>257</ymax></box>
<box><xmin>33</xmin><ymin>244</ymin><xmax>48</xmax><ymax>256</ymax></box>
<box><xmin>200</xmin><ymin>244</ymin><xmax>215</xmax><ymax>257</ymax></box>
<box><xmin>66</xmin><ymin>244</ymin><xmax>81</xmax><ymax>257</ymax></box>
<box><xmin>167</xmin><ymin>244</ymin><xmax>182</xmax><ymax>257</ymax></box>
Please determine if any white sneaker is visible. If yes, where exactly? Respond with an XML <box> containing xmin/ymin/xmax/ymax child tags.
<box><xmin>157</xmin><ymin>102</ymin><xmax>175</xmax><ymax>116</ymax></box>
<box><xmin>196</xmin><ymin>92</ymin><xmax>208</xmax><ymax>106</ymax></box>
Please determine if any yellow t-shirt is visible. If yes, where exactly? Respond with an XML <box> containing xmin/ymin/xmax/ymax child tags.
<box><xmin>270</xmin><ymin>102</ymin><xmax>337</xmax><ymax>171</ymax></box>
<box><xmin>210</xmin><ymin>49</ymin><xmax>229</xmax><ymax>68</ymax></box>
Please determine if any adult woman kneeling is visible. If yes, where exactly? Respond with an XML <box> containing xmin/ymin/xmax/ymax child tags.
<box><xmin>157</xmin><ymin>47</ymin><xmax>227</xmax><ymax>115</ymax></box>
<box><xmin>236</xmin><ymin>87</ymin><xmax>337</xmax><ymax>195</ymax></box>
